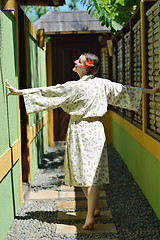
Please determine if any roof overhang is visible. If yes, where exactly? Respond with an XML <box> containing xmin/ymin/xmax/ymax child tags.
<box><xmin>45</xmin><ymin>31</ymin><xmax>111</xmax><ymax>35</ymax></box>
<box><xmin>17</xmin><ymin>0</ymin><xmax>65</xmax><ymax>6</ymax></box>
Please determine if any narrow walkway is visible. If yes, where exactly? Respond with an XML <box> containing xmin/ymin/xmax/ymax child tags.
<box><xmin>6</xmin><ymin>144</ymin><xmax>160</xmax><ymax>239</ymax></box>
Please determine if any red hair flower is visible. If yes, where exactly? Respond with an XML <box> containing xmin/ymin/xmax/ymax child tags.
<box><xmin>84</xmin><ymin>59</ymin><xmax>94</xmax><ymax>69</ymax></box>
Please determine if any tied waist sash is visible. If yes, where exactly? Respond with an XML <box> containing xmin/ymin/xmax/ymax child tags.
<box><xmin>70</xmin><ymin>115</ymin><xmax>101</xmax><ymax>123</ymax></box>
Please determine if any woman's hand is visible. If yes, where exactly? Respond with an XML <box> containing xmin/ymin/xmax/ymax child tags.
<box><xmin>152</xmin><ymin>82</ymin><xmax>160</xmax><ymax>93</ymax></box>
<box><xmin>142</xmin><ymin>82</ymin><xmax>160</xmax><ymax>94</ymax></box>
<box><xmin>5</xmin><ymin>80</ymin><xmax>23</xmax><ymax>96</ymax></box>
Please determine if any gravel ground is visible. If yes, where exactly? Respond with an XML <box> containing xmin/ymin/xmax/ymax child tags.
<box><xmin>106</xmin><ymin>145</ymin><xmax>160</xmax><ymax>240</ymax></box>
<box><xmin>5</xmin><ymin>144</ymin><xmax>160</xmax><ymax>240</ymax></box>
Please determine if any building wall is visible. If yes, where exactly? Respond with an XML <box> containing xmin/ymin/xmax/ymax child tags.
<box><xmin>0</xmin><ymin>161</ymin><xmax>21</xmax><ymax>240</ymax></box>
<box><xmin>0</xmin><ymin>2</ymin><xmax>48</xmax><ymax>239</ymax></box>
<box><xmin>101</xmin><ymin>0</ymin><xmax>160</xmax><ymax>220</ymax></box>
<box><xmin>27</xmin><ymin>31</ymin><xmax>48</xmax><ymax>182</ymax></box>
<box><xmin>0</xmin><ymin>5</ymin><xmax>22</xmax><ymax>240</ymax></box>
<box><xmin>102</xmin><ymin>110</ymin><xmax>160</xmax><ymax>220</ymax></box>
<box><xmin>112</xmin><ymin>118</ymin><xmax>160</xmax><ymax>220</ymax></box>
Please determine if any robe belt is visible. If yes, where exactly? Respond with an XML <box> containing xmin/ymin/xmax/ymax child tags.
<box><xmin>70</xmin><ymin>115</ymin><xmax>101</xmax><ymax>122</ymax></box>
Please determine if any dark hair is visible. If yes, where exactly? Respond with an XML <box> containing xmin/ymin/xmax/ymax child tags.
<box><xmin>83</xmin><ymin>52</ymin><xmax>100</xmax><ymax>76</ymax></box>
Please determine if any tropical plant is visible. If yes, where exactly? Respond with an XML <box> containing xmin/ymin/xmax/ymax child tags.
<box><xmin>81</xmin><ymin>0</ymin><xmax>141</xmax><ymax>34</ymax></box>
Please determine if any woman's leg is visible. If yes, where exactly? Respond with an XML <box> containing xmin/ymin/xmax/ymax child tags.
<box><xmin>82</xmin><ymin>187</ymin><xmax>88</xmax><ymax>198</ymax></box>
<box><xmin>82</xmin><ymin>186</ymin><xmax>100</xmax><ymax>230</ymax></box>
<box><xmin>82</xmin><ymin>186</ymin><xmax>101</xmax><ymax>217</ymax></box>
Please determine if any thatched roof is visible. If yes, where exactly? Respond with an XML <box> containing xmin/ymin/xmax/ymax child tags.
<box><xmin>34</xmin><ymin>10</ymin><xmax>110</xmax><ymax>34</ymax></box>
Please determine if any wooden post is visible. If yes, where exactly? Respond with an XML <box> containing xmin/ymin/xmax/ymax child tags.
<box><xmin>37</xmin><ymin>29</ymin><xmax>44</xmax><ymax>48</ymax></box>
<box><xmin>46</xmin><ymin>42</ymin><xmax>54</xmax><ymax>146</ymax></box>
<box><xmin>107</xmin><ymin>40</ymin><xmax>114</xmax><ymax>57</ymax></box>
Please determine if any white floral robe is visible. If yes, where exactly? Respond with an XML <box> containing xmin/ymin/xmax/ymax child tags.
<box><xmin>22</xmin><ymin>75</ymin><xmax>142</xmax><ymax>187</ymax></box>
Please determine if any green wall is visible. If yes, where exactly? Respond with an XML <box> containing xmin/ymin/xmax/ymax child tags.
<box><xmin>28</xmin><ymin>33</ymin><xmax>46</xmax><ymax>128</ymax></box>
<box><xmin>0</xmin><ymin>11</ymin><xmax>18</xmax><ymax>155</ymax></box>
<box><xmin>0</xmin><ymin>161</ymin><xmax>20</xmax><ymax>240</ymax></box>
<box><xmin>0</xmin><ymin>10</ymin><xmax>21</xmax><ymax>240</ymax></box>
<box><xmin>112</xmin><ymin>120</ymin><xmax>160</xmax><ymax>219</ymax></box>
<box><xmin>30</xmin><ymin>124</ymin><xmax>48</xmax><ymax>182</ymax></box>
<box><xmin>27</xmin><ymin>33</ymin><xmax>48</xmax><ymax>182</ymax></box>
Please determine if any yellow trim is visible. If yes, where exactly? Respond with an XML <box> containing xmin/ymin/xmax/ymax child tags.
<box><xmin>0</xmin><ymin>149</ymin><xmax>12</xmax><ymax>181</ymax></box>
<box><xmin>140</xmin><ymin>0</ymin><xmax>148</xmax><ymax>133</ymax></box>
<box><xmin>46</xmin><ymin>42</ymin><xmax>54</xmax><ymax>147</ymax></box>
<box><xmin>111</xmin><ymin>111</ymin><xmax>160</xmax><ymax>161</ymax></box>
<box><xmin>29</xmin><ymin>113</ymin><xmax>48</xmax><ymax>143</ymax></box>
<box><xmin>0</xmin><ymin>140</ymin><xmax>21</xmax><ymax>182</ymax></box>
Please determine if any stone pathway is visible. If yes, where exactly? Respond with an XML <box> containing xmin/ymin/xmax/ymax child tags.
<box><xmin>6</xmin><ymin>144</ymin><xmax>160</xmax><ymax>239</ymax></box>
<box><xmin>6</xmin><ymin>143</ymin><xmax>120</xmax><ymax>240</ymax></box>
<box><xmin>27</xmin><ymin>184</ymin><xmax>119</xmax><ymax>239</ymax></box>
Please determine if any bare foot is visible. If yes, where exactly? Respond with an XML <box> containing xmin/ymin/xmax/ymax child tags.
<box><xmin>94</xmin><ymin>208</ymin><xmax>100</xmax><ymax>217</ymax></box>
<box><xmin>82</xmin><ymin>216</ymin><xmax>95</xmax><ymax>230</ymax></box>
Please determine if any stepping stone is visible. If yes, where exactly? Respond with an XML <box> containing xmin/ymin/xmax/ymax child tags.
<box><xmin>60</xmin><ymin>186</ymin><xmax>76</xmax><ymax>191</ymax></box>
<box><xmin>57</xmin><ymin>199</ymin><xmax>107</xmax><ymax>209</ymax></box>
<box><xmin>57</xmin><ymin>210</ymin><xmax>112</xmax><ymax>220</ymax></box>
<box><xmin>56</xmin><ymin>223</ymin><xmax>117</xmax><ymax>234</ymax></box>
<box><xmin>29</xmin><ymin>190</ymin><xmax>58</xmax><ymax>200</ymax></box>
<box><xmin>59</xmin><ymin>190</ymin><xmax>106</xmax><ymax>199</ymax></box>
<box><xmin>61</xmin><ymin>185</ymin><xmax>104</xmax><ymax>191</ymax></box>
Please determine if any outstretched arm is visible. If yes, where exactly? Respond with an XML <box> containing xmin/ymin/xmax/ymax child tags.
<box><xmin>5</xmin><ymin>80</ymin><xmax>23</xmax><ymax>96</ymax></box>
<box><xmin>142</xmin><ymin>82</ymin><xmax>160</xmax><ymax>94</ymax></box>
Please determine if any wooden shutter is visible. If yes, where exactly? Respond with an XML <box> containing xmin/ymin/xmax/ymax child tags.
<box><xmin>117</xmin><ymin>38</ymin><xmax>124</xmax><ymax>115</ymax></box>
<box><xmin>112</xmin><ymin>44</ymin><xmax>117</xmax><ymax>82</ymax></box>
<box><xmin>101</xmin><ymin>47</ymin><xmax>109</xmax><ymax>79</ymax></box>
<box><xmin>124</xmin><ymin>31</ymin><xmax>131</xmax><ymax>119</ymax></box>
<box><xmin>147</xmin><ymin>1</ymin><xmax>160</xmax><ymax>138</ymax></box>
<box><xmin>133</xmin><ymin>20</ymin><xmax>142</xmax><ymax>126</ymax></box>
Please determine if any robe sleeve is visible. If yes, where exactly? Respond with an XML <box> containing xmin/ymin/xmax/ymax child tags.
<box><xmin>22</xmin><ymin>82</ymin><xmax>76</xmax><ymax>114</ymax></box>
<box><xmin>105</xmin><ymin>81</ymin><xmax>142</xmax><ymax>111</ymax></box>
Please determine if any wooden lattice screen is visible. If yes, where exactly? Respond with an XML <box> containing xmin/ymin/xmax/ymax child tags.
<box><xmin>147</xmin><ymin>1</ymin><xmax>160</xmax><ymax>138</ymax></box>
<box><xmin>124</xmin><ymin>31</ymin><xmax>131</xmax><ymax>119</ymax></box>
<box><xmin>132</xmin><ymin>20</ymin><xmax>142</xmax><ymax>126</ymax></box>
<box><xmin>101</xmin><ymin>47</ymin><xmax>109</xmax><ymax>79</ymax></box>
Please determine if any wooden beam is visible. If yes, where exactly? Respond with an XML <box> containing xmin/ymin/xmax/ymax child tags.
<box><xmin>17</xmin><ymin>0</ymin><xmax>65</xmax><ymax>6</ymax></box>
<box><xmin>2</xmin><ymin>0</ymin><xmax>16</xmax><ymax>11</ymax></box>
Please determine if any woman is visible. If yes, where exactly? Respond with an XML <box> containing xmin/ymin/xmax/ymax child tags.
<box><xmin>5</xmin><ymin>52</ymin><xmax>160</xmax><ymax>230</ymax></box>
